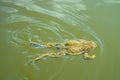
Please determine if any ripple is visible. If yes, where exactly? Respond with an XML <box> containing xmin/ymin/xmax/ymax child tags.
<box><xmin>8</xmin><ymin>22</ymin><xmax>77</xmax><ymax>48</ymax></box>
<box><xmin>1</xmin><ymin>0</ymin><xmax>103</xmax><ymax>58</ymax></box>
<box><xmin>0</xmin><ymin>6</ymin><xmax>18</xmax><ymax>13</ymax></box>
<box><xmin>3</xmin><ymin>0</ymin><xmax>104</xmax><ymax>56</ymax></box>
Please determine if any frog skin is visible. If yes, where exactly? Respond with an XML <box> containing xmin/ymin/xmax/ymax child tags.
<box><xmin>29</xmin><ymin>39</ymin><xmax>97</xmax><ymax>62</ymax></box>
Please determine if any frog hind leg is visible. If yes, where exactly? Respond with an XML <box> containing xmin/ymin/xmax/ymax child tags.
<box><xmin>83</xmin><ymin>53</ymin><xmax>96</xmax><ymax>59</ymax></box>
<box><xmin>29</xmin><ymin>39</ymin><xmax>47</xmax><ymax>48</ymax></box>
<box><xmin>33</xmin><ymin>52</ymin><xmax>65</xmax><ymax>62</ymax></box>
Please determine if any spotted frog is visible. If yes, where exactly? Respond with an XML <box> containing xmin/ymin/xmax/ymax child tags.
<box><xmin>30</xmin><ymin>39</ymin><xmax>97</xmax><ymax>62</ymax></box>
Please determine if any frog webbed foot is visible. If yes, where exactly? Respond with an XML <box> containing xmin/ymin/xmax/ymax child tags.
<box><xmin>29</xmin><ymin>39</ymin><xmax>47</xmax><ymax>49</ymax></box>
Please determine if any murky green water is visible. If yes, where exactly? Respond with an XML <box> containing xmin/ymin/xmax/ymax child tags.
<box><xmin>0</xmin><ymin>0</ymin><xmax>120</xmax><ymax>80</ymax></box>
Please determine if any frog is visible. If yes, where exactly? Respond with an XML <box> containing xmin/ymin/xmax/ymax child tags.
<box><xmin>29</xmin><ymin>39</ymin><xmax>97</xmax><ymax>62</ymax></box>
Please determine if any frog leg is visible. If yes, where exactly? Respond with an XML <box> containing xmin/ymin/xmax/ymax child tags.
<box><xmin>46</xmin><ymin>43</ymin><xmax>65</xmax><ymax>48</ymax></box>
<box><xmin>33</xmin><ymin>52</ymin><xmax>66</xmax><ymax>62</ymax></box>
<box><xmin>29</xmin><ymin>39</ymin><xmax>47</xmax><ymax>48</ymax></box>
<box><xmin>46</xmin><ymin>43</ymin><xmax>58</xmax><ymax>48</ymax></box>
<box><xmin>29</xmin><ymin>40</ymin><xmax>59</xmax><ymax>48</ymax></box>
<box><xmin>83</xmin><ymin>53</ymin><xmax>96</xmax><ymax>59</ymax></box>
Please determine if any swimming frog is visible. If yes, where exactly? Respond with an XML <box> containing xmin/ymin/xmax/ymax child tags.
<box><xmin>30</xmin><ymin>39</ymin><xmax>97</xmax><ymax>62</ymax></box>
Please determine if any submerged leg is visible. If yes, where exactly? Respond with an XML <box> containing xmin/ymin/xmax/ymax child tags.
<box><xmin>29</xmin><ymin>38</ymin><xmax>59</xmax><ymax>48</ymax></box>
<box><xmin>33</xmin><ymin>52</ymin><xmax>65</xmax><ymax>62</ymax></box>
<box><xmin>83</xmin><ymin>53</ymin><xmax>96</xmax><ymax>59</ymax></box>
<box><xmin>29</xmin><ymin>39</ymin><xmax>47</xmax><ymax>48</ymax></box>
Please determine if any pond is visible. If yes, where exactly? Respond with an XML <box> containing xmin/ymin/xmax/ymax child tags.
<box><xmin>0</xmin><ymin>0</ymin><xmax>120</xmax><ymax>80</ymax></box>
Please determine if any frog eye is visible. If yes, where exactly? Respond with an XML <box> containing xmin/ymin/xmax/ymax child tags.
<box><xmin>85</xmin><ymin>42</ymin><xmax>97</xmax><ymax>49</ymax></box>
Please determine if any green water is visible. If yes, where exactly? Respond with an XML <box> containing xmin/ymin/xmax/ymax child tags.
<box><xmin>0</xmin><ymin>0</ymin><xmax>120</xmax><ymax>80</ymax></box>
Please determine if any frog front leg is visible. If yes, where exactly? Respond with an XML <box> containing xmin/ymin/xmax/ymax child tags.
<box><xmin>83</xmin><ymin>53</ymin><xmax>96</xmax><ymax>59</ymax></box>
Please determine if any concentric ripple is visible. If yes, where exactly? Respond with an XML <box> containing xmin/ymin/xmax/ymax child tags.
<box><xmin>1</xmin><ymin>0</ymin><xmax>104</xmax><ymax>80</ymax></box>
<box><xmin>2</xmin><ymin>0</ymin><xmax>104</xmax><ymax>61</ymax></box>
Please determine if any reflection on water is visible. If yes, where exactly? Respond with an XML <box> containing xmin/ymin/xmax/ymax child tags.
<box><xmin>2</xmin><ymin>0</ymin><xmax>120</xmax><ymax>80</ymax></box>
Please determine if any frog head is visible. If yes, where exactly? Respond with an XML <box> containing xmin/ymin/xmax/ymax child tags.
<box><xmin>85</xmin><ymin>41</ymin><xmax>97</xmax><ymax>50</ymax></box>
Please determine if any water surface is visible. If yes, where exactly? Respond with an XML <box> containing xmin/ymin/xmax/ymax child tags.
<box><xmin>0</xmin><ymin>0</ymin><xmax>120</xmax><ymax>80</ymax></box>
